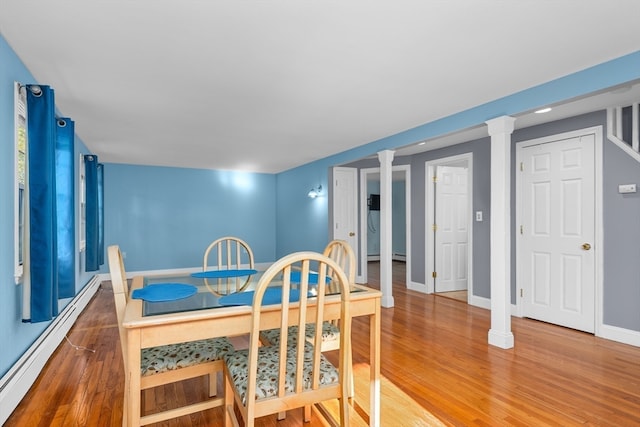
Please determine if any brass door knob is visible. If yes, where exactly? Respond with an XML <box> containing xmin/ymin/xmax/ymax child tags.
<box><xmin>349</xmin><ymin>232</ymin><xmax>355</xmax><ymax>237</ymax></box>
<box><xmin>582</xmin><ymin>243</ymin><xmax>591</xmax><ymax>250</ymax></box>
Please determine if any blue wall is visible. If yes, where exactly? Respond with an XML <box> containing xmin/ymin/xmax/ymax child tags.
<box><xmin>103</xmin><ymin>163</ymin><xmax>276</xmax><ymax>272</ymax></box>
<box><xmin>363</xmin><ymin>180</ymin><xmax>406</xmax><ymax>257</ymax></box>
<box><xmin>0</xmin><ymin>35</ymin><xmax>95</xmax><ymax>376</ymax></box>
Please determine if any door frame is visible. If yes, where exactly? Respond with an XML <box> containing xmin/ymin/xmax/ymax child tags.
<box><xmin>514</xmin><ymin>126</ymin><xmax>603</xmax><ymax>336</ymax></box>
<box><xmin>358</xmin><ymin>165</ymin><xmax>411</xmax><ymax>287</ymax></box>
<box><xmin>425</xmin><ymin>153</ymin><xmax>473</xmax><ymax>299</ymax></box>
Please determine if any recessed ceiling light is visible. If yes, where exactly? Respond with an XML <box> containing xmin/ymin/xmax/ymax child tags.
<box><xmin>535</xmin><ymin>107</ymin><xmax>552</xmax><ymax>114</ymax></box>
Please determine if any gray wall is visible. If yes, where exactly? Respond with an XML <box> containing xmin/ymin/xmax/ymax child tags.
<box><xmin>345</xmin><ymin>109</ymin><xmax>640</xmax><ymax>333</ymax></box>
<box><xmin>602</xmin><ymin>140</ymin><xmax>640</xmax><ymax>330</ymax></box>
<box><xmin>512</xmin><ymin>109</ymin><xmax>640</xmax><ymax>332</ymax></box>
<box><xmin>410</xmin><ymin>138</ymin><xmax>492</xmax><ymax>297</ymax></box>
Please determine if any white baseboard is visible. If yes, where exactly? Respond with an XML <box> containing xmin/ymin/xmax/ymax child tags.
<box><xmin>0</xmin><ymin>275</ymin><xmax>101</xmax><ymax>425</ymax></box>
<box><xmin>598</xmin><ymin>323</ymin><xmax>640</xmax><ymax>347</ymax></box>
<box><xmin>469</xmin><ymin>295</ymin><xmax>491</xmax><ymax>310</ymax></box>
<box><xmin>407</xmin><ymin>280</ymin><xmax>427</xmax><ymax>293</ymax></box>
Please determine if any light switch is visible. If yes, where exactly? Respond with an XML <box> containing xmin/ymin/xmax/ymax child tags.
<box><xmin>618</xmin><ymin>184</ymin><xmax>637</xmax><ymax>194</ymax></box>
<box><xmin>475</xmin><ymin>211</ymin><xmax>483</xmax><ymax>221</ymax></box>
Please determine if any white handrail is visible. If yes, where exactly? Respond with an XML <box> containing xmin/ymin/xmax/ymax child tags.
<box><xmin>632</xmin><ymin>102</ymin><xmax>639</xmax><ymax>152</ymax></box>
<box><xmin>607</xmin><ymin>106</ymin><xmax>640</xmax><ymax>164</ymax></box>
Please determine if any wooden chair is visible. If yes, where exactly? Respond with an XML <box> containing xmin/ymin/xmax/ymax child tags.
<box><xmin>319</xmin><ymin>239</ymin><xmax>356</xmax><ymax>353</ymax></box>
<box><xmin>107</xmin><ymin>245</ymin><xmax>234</xmax><ymax>425</ymax></box>
<box><xmin>223</xmin><ymin>251</ymin><xmax>352</xmax><ymax>427</ymax></box>
<box><xmin>260</xmin><ymin>239</ymin><xmax>356</xmax><ymax>416</ymax></box>
<box><xmin>203</xmin><ymin>236</ymin><xmax>255</xmax><ymax>295</ymax></box>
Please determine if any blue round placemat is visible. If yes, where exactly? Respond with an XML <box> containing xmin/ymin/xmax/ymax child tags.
<box><xmin>131</xmin><ymin>283</ymin><xmax>197</xmax><ymax>302</ymax></box>
<box><xmin>191</xmin><ymin>269</ymin><xmax>258</xmax><ymax>279</ymax></box>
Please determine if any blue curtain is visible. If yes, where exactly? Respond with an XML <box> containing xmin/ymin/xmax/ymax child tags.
<box><xmin>56</xmin><ymin>117</ymin><xmax>76</xmax><ymax>298</ymax></box>
<box><xmin>85</xmin><ymin>155</ymin><xmax>104</xmax><ymax>271</ymax></box>
<box><xmin>97</xmin><ymin>163</ymin><xmax>104</xmax><ymax>266</ymax></box>
<box><xmin>26</xmin><ymin>85</ymin><xmax>58</xmax><ymax>322</ymax></box>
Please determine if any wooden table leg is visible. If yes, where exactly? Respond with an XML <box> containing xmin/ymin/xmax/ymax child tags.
<box><xmin>126</xmin><ymin>329</ymin><xmax>142</xmax><ymax>427</ymax></box>
<box><xmin>369</xmin><ymin>302</ymin><xmax>380</xmax><ymax>427</ymax></box>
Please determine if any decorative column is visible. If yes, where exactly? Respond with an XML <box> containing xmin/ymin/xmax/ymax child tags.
<box><xmin>378</xmin><ymin>150</ymin><xmax>395</xmax><ymax>308</ymax></box>
<box><xmin>486</xmin><ymin>116</ymin><xmax>516</xmax><ymax>349</ymax></box>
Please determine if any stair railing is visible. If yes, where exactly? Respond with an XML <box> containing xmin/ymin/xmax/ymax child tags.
<box><xmin>607</xmin><ymin>102</ymin><xmax>640</xmax><ymax>163</ymax></box>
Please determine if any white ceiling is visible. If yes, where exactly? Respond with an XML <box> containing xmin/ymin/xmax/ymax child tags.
<box><xmin>1</xmin><ymin>1</ymin><xmax>640</xmax><ymax>173</ymax></box>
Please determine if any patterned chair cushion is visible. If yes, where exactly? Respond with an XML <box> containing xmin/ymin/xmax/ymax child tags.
<box><xmin>141</xmin><ymin>337</ymin><xmax>234</xmax><ymax>376</ymax></box>
<box><xmin>224</xmin><ymin>343</ymin><xmax>339</xmax><ymax>405</ymax></box>
<box><xmin>260</xmin><ymin>321</ymin><xmax>340</xmax><ymax>346</ymax></box>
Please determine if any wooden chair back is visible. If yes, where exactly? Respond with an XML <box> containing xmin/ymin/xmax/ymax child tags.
<box><xmin>203</xmin><ymin>236</ymin><xmax>254</xmax><ymax>271</ymax></box>
<box><xmin>203</xmin><ymin>236</ymin><xmax>255</xmax><ymax>295</ymax></box>
<box><xmin>323</xmin><ymin>239</ymin><xmax>356</xmax><ymax>285</ymax></box>
<box><xmin>227</xmin><ymin>251</ymin><xmax>352</xmax><ymax>425</ymax></box>
<box><xmin>107</xmin><ymin>245</ymin><xmax>129</xmax><ymax>364</ymax></box>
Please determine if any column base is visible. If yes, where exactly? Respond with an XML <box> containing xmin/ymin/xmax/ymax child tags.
<box><xmin>381</xmin><ymin>295</ymin><xmax>394</xmax><ymax>308</ymax></box>
<box><xmin>488</xmin><ymin>329</ymin><xmax>514</xmax><ymax>349</ymax></box>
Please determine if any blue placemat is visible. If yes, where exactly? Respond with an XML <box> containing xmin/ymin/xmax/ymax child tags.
<box><xmin>218</xmin><ymin>287</ymin><xmax>301</xmax><ymax>306</ymax></box>
<box><xmin>132</xmin><ymin>283</ymin><xmax>197</xmax><ymax>302</ymax></box>
<box><xmin>289</xmin><ymin>271</ymin><xmax>331</xmax><ymax>284</ymax></box>
<box><xmin>191</xmin><ymin>269</ymin><xmax>258</xmax><ymax>278</ymax></box>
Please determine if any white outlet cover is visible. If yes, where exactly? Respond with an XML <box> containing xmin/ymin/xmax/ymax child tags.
<box><xmin>618</xmin><ymin>184</ymin><xmax>637</xmax><ymax>194</ymax></box>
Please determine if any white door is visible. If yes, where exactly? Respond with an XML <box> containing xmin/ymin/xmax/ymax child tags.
<box><xmin>332</xmin><ymin>167</ymin><xmax>359</xmax><ymax>272</ymax></box>
<box><xmin>518</xmin><ymin>133</ymin><xmax>595</xmax><ymax>333</ymax></box>
<box><xmin>435</xmin><ymin>166</ymin><xmax>469</xmax><ymax>292</ymax></box>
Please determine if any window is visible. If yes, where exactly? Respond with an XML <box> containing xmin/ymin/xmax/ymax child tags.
<box><xmin>79</xmin><ymin>153</ymin><xmax>86</xmax><ymax>252</ymax></box>
<box><xmin>14</xmin><ymin>82</ymin><xmax>26</xmax><ymax>284</ymax></box>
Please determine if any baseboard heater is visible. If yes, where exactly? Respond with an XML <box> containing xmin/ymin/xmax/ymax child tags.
<box><xmin>0</xmin><ymin>275</ymin><xmax>102</xmax><ymax>424</ymax></box>
<box><xmin>367</xmin><ymin>253</ymin><xmax>406</xmax><ymax>262</ymax></box>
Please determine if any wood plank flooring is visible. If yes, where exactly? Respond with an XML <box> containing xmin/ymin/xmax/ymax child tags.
<box><xmin>6</xmin><ymin>261</ymin><xmax>640</xmax><ymax>426</ymax></box>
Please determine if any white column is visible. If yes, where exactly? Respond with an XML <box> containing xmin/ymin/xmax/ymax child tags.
<box><xmin>486</xmin><ymin>116</ymin><xmax>516</xmax><ymax>349</ymax></box>
<box><xmin>377</xmin><ymin>150</ymin><xmax>395</xmax><ymax>308</ymax></box>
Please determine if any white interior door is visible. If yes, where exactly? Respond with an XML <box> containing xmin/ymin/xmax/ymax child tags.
<box><xmin>435</xmin><ymin>166</ymin><xmax>469</xmax><ymax>292</ymax></box>
<box><xmin>332</xmin><ymin>167</ymin><xmax>358</xmax><ymax>276</ymax></box>
<box><xmin>518</xmin><ymin>133</ymin><xmax>595</xmax><ymax>333</ymax></box>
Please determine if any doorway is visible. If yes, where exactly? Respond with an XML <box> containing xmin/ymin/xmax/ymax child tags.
<box><xmin>358</xmin><ymin>165</ymin><xmax>411</xmax><ymax>287</ymax></box>
<box><xmin>426</xmin><ymin>153</ymin><xmax>473</xmax><ymax>302</ymax></box>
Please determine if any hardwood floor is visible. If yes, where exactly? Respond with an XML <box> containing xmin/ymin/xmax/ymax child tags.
<box><xmin>434</xmin><ymin>290</ymin><xmax>467</xmax><ymax>303</ymax></box>
<box><xmin>6</xmin><ymin>261</ymin><xmax>640</xmax><ymax>426</ymax></box>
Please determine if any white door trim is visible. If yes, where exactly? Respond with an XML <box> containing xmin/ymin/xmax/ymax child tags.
<box><xmin>425</xmin><ymin>153</ymin><xmax>473</xmax><ymax>300</ymax></box>
<box><xmin>515</xmin><ymin>126</ymin><xmax>603</xmax><ymax>337</ymax></box>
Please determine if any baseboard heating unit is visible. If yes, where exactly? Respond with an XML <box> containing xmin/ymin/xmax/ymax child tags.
<box><xmin>0</xmin><ymin>275</ymin><xmax>101</xmax><ymax>424</ymax></box>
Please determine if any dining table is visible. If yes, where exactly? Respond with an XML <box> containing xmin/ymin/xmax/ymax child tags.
<box><xmin>122</xmin><ymin>268</ymin><xmax>382</xmax><ymax>427</ymax></box>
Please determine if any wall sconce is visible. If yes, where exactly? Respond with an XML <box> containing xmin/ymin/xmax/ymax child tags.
<box><xmin>308</xmin><ymin>185</ymin><xmax>322</xmax><ymax>199</ymax></box>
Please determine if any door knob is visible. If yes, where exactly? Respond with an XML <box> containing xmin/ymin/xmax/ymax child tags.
<box><xmin>582</xmin><ymin>243</ymin><xmax>591</xmax><ymax>250</ymax></box>
<box><xmin>349</xmin><ymin>232</ymin><xmax>355</xmax><ymax>237</ymax></box>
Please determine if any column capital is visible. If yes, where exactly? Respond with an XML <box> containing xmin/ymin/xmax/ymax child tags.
<box><xmin>377</xmin><ymin>149</ymin><xmax>395</xmax><ymax>164</ymax></box>
<box><xmin>486</xmin><ymin>116</ymin><xmax>516</xmax><ymax>136</ymax></box>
